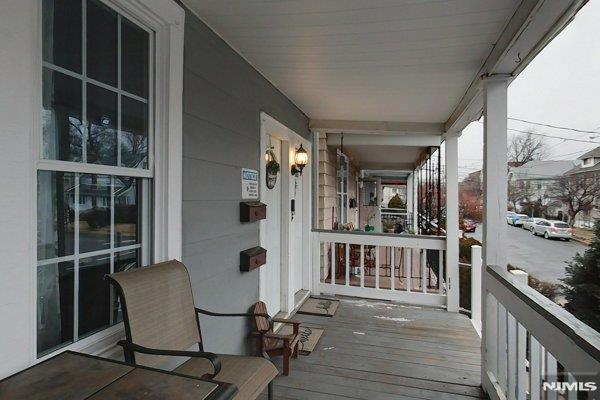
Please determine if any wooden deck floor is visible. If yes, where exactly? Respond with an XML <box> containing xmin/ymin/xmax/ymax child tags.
<box><xmin>261</xmin><ymin>297</ymin><xmax>483</xmax><ymax>400</ymax></box>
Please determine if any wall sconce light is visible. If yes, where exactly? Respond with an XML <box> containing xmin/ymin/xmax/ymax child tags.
<box><xmin>291</xmin><ymin>144</ymin><xmax>308</xmax><ymax>176</ymax></box>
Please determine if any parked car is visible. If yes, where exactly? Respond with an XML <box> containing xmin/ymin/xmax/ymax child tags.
<box><xmin>461</xmin><ymin>219</ymin><xmax>477</xmax><ymax>233</ymax></box>
<box><xmin>521</xmin><ymin>217</ymin><xmax>547</xmax><ymax>231</ymax></box>
<box><xmin>508</xmin><ymin>214</ymin><xmax>529</xmax><ymax>226</ymax></box>
<box><xmin>531</xmin><ymin>220</ymin><xmax>572</xmax><ymax>240</ymax></box>
<box><xmin>506</xmin><ymin>211</ymin><xmax>516</xmax><ymax>224</ymax></box>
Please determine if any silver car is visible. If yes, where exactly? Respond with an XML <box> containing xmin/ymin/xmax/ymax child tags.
<box><xmin>522</xmin><ymin>217</ymin><xmax>547</xmax><ymax>231</ymax></box>
<box><xmin>531</xmin><ymin>220</ymin><xmax>572</xmax><ymax>240</ymax></box>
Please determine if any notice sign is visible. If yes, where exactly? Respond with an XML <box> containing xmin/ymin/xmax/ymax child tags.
<box><xmin>241</xmin><ymin>168</ymin><xmax>259</xmax><ymax>199</ymax></box>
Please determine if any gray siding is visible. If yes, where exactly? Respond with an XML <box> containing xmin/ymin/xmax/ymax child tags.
<box><xmin>181</xmin><ymin>7</ymin><xmax>310</xmax><ymax>355</ymax></box>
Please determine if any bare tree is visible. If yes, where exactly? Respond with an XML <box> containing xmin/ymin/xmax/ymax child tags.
<box><xmin>548</xmin><ymin>173</ymin><xmax>600</xmax><ymax>226</ymax></box>
<box><xmin>508</xmin><ymin>131</ymin><xmax>547</xmax><ymax>165</ymax></box>
<box><xmin>508</xmin><ymin>180</ymin><xmax>535</xmax><ymax>211</ymax></box>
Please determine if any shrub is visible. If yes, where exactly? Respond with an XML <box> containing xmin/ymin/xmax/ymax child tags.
<box><xmin>459</xmin><ymin>264</ymin><xmax>472</xmax><ymax>310</ymax></box>
<box><xmin>507</xmin><ymin>264</ymin><xmax>559</xmax><ymax>301</ymax></box>
<box><xmin>459</xmin><ymin>237</ymin><xmax>481</xmax><ymax>263</ymax></box>
<box><xmin>458</xmin><ymin>237</ymin><xmax>481</xmax><ymax>310</ymax></box>
<box><xmin>561</xmin><ymin>223</ymin><xmax>600</xmax><ymax>332</ymax></box>
<box><xmin>387</xmin><ymin>194</ymin><xmax>405</xmax><ymax>209</ymax></box>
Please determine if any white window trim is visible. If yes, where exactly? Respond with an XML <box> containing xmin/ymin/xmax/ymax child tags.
<box><xmin>32</xmin><ymin>0</ymin><xmax>185</xmax><ymax>363</ymax></box>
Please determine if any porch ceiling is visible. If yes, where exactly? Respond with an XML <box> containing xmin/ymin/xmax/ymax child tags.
<box><xmin>183</xmin><ymin>0</ymin><xmax>587</xmax><ymax>133</ymax></box>
<box><xmin>343</xmin><ymin>144</ymin><xmax>423</xmax><ymax>171</ymax></box>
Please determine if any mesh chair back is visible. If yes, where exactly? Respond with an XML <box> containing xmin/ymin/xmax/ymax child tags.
<box><xmin>108</xmin><ymin>260</ymin><xmax>201</xmax><ymax>368</ymax></box>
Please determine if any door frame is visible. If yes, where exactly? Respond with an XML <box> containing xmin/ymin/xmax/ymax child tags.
<box><xmin>259</xmin><ymin>112</ymin><xmax>312</xmax><ymax>315</ymax></box>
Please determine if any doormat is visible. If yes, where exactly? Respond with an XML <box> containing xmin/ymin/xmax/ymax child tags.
<box><xmin>278</xmin><ymin>325</ymin><xmax>324</xmax><ymax>355</ymax></box>
<box><xmin>297</xmin><ymin>297</ymin><xmax>339</xmax><ymax>317</ymax></box>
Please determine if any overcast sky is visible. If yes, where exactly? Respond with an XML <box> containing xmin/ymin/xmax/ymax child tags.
<box><xmin>457</xmin><ymin>0</ymin><xmax>600</xmax><ymax>180</ymax></box>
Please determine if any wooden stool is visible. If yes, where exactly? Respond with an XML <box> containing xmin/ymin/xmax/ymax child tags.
<box><xmin>252</xmin><ymin>301</ymin><xmax>301</xmax><ymax>376</ymax></box>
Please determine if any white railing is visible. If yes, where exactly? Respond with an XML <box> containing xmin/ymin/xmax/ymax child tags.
<box><xmin>312</xmin><ymin>230</ymin><xmax>448</xmax><ymax>306</ymax></box>
<box><xmin>483</xmin><ymin>265</ymin><xmax>600</xmax><ymax>400</ymax></box>
<box><xmin>380</xmin><ymin>208</ymin><xmax>413</xmax><ymax>232</ymax></box>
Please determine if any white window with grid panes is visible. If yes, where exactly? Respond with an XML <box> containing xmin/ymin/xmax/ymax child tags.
<box><xmin>37</xmin><ymin>0</ymin><xmax>154</xmax><ymax>357</ymax></box>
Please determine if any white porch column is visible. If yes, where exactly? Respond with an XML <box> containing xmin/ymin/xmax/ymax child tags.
<box><xmin>481</xmin><ymin>77</ymin><xmax>508</xmax><ymax>395</ymax></box>
<box><xmin>411</xmin><ymin>170</ymin><xmax>418</xmax><ymax>232</ymax></box>
<box><xmin>406</xmin><ymin>173</ymin><xmax>413</xmax><ymax>230</ymax></box>
<box><xmin>482</xmin><ymin>77</ymin><xmax>508</xmax><ymax>271</ymax></box>
<box><xmin>445</xmin><ymin>134</ymin><xmax>459</xmax><ymax>312</ymax></box>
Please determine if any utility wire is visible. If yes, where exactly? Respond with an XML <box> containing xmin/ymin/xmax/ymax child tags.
<box><xmin>508</xmin><ymin>117</ymin><xmax>600</xmax><ymax>135</ymax></box>
<box><xmin>507</xmin><ymin>128</ymin><xmax>600</xmax><ymax>144</ymax></box>
<box><xmin>476</xmin><ymin>121</ymin><xmax>600</xmax><ymax>144</ymax></box>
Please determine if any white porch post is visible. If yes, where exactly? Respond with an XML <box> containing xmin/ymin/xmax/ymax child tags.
<box><xmin>481</xmin><ymin>77</ymin><xmax>509</xmax><ymax>394</ymax></box>
<box><xmin>445</xmin><ymin>134</ymin><xmax>459</xmax><ymax>312</ymax></box>
<box><xmin>411</xmin><ymin>170</ymin><xmax>418</xmax><ymax>232</ymax></box>
<box><xmin>406</xmin><ymin>173</ymin><xmax>414</xmax><ymax>230</ymax></box>
<box><xmin>482</xmin><ymin>77</ymin><xmax>508</xmax><ymax>278</ymax></box>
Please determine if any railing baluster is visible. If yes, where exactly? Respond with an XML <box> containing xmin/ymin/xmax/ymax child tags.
<box><xmin>438</xmin><ymin>249</ymin><xmax>444</xmax><ymax>291</ymax></box>
<box><xmin>497</xmin><ymin>303</ymin><xmax>508</xmax><ymax>393</ymax></box>
<box><xmin>360</xmin><ymin>245</ymin><xmax>365</xmax><ymax>288</ymax></box>
<box><xmin>421</xmin><ymin>249</ymin><xmax>427</xmax><ymax>293</ymax></box>
<box><xmin>567</xmin><ymin>373</ymin><xmax>577</xmax><ymax>400</ymax></box>
<box><xmin>546</xmin><ymin>351</ymin><xmax>558</xmax><ymax>400</ymax></box>
<box><xmin>406</xmin><ymin>247</ymin><xmax>411</xmax><ymax>292</ymax></box>
<box><xmin>375</xmin><ymin>245</ymin><xmax>380</xmax><ymax>289</ymax></box>
<box><xmin>516</xmin><ymin>323</ymin><xmax>527</xmax><ymax>400</ymax></box>
<box><xmin>390</xmin><ymin>247</ymin><xmax>395</xmax><ymax>291</ymax></box>
<box><xmin>345</xmin><ymin>243</ymin><xmax>350</xmax><ymax>286</ymax></box>
<box><xmin>319</xmin><ymin>241</ymin><xmax>323</xmax><ymax>284</ymax></box>
<box><xmin>330</xmin><ymin>242</ymin><xmax>335</xmax><ymax>286</ymax></box>
<box><xmin>486</xmin><ymin>294</ymin><xmax>499</xmax><ymax>378</ymax></box>
<box><xmin>507</xmin><ymin>312</ymin><xmax>517</xmax><ymax>400</ymax></box>
<box><xmin>530</xmin><ymin>335</ymin><xmax>542</xmax><ymax>400</ymax></box>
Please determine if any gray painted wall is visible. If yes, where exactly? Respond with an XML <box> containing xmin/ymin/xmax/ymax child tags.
<box><xmin>181</xmin><ymin>7</ymin><xmax>310</xmax><ymax>355</ymax></box>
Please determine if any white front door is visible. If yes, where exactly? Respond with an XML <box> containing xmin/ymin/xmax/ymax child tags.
<box><xmin>263</xmin><ymin>137</ymin><xmax>282</xmax><ymax>316</ymax></box>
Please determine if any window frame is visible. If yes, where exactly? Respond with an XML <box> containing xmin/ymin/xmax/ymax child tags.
<box><xmin>33</xmin><ymin>0</ymin><xmax>184</xmax><ymax>362</ymax></box>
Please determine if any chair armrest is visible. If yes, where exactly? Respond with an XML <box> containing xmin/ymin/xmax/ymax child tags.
<box><xmin>117</xmin><ymin>340</ymin><xmax>221</xmax><ymax>377</ymax></box>
<box><xmin>272</xmin><ymin>318</ymin><xmax>301</xmax><ymax>326</ymax></box>
<box><xmin>195</xmin><ymin>308</ymin><xmax>274</xmax><ymax>330</ymax></box>
<box><xmin>262</xmin><ymin>331</ymin><xmax>297</xmax><ymax>341</ymax></box>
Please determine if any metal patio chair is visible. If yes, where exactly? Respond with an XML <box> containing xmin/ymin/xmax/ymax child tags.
<box><xmin>107</xmin><ymin>260</ymin><xmax>278</xmax><ymax>400</ymax></box>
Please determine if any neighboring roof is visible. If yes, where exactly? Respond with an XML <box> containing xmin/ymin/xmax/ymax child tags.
<box><xmin>578</xmin><ymin>146</ymin><xmax>600</xmax><ymax>160</ymax></box>
<box><xmin>510</xmin><ymin>160</ymin><xmax>579</xmax><ymax>180</ymax></box>
<box><xmin>565</xmin><ymin>161</ymin><xmax>600</xmax><ymax>176</ymax></box>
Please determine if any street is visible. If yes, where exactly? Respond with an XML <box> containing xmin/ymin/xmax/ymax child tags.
<box><xmin>466</xmin><ymin>225</ymin><xmax>588</xmax><ymax>284</ymax></box>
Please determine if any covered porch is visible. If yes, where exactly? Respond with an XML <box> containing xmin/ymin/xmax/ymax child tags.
<box><xmin>1</xmin><ymin>0</ymin><xmax>598</xmax><ymax>399</ymax></box>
